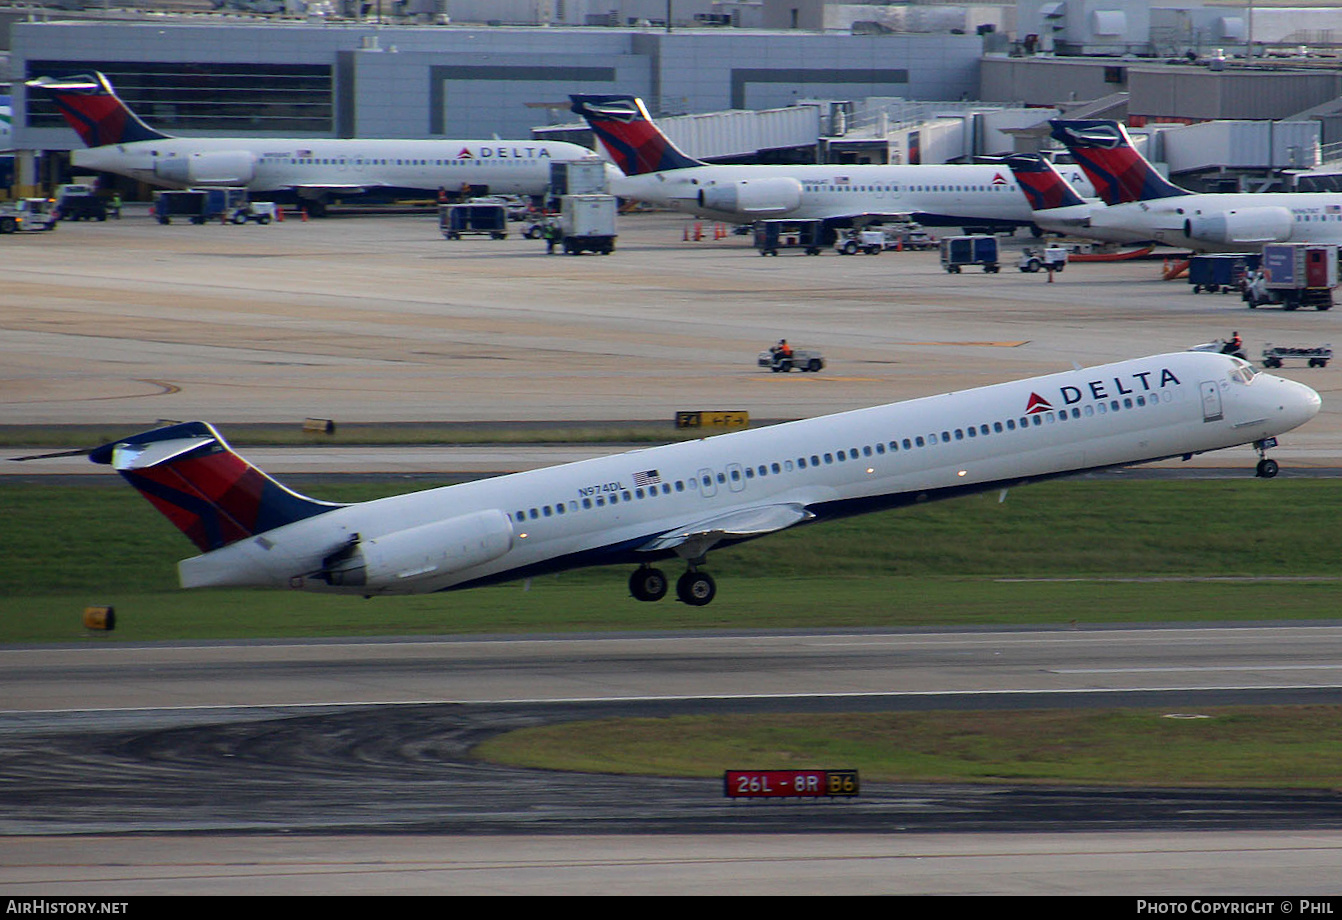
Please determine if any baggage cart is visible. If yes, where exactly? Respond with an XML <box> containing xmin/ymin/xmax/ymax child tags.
<box><xmin>440</xmin><ymin>202</ymin><xmax>509</xmax><ymax>239</ymax></box>
<box><xmin>153</xmin><ymin>187</ymin><xmax>250</xmax><ymax>225</ymax></box>
<box><xmin>940</xmin><ymin>234</ymin><xmax>999</xmax><ymax>273</ymax></box>
<box><xmin>754</xmin><ymin>219</ymin><xmax>825</xmax><ymax>256</ymax></box>
<box><xmin>1189</xmin><ymin>253</ymin><xmax>1258</xmax><ymax>294</ymax></box>
<box><xmin>1261</xmin><ymin>344</ymin><xmax>1332</xmax><ymax>368</ymax></box>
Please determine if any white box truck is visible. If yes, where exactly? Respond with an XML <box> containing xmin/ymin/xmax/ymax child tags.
<box><xmin>560</xmin><ymin>194</ymin><xmax>618</xmax><ymax>255</ymax></box>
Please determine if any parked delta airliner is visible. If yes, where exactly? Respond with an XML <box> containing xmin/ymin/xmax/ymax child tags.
<box><xmin>59</xmin><ymin>352</ymin><xmax>1317</xmax><ymax>606</ymax></box>
<box><xmin>27</xmin><ymin>73</ymin><xmax>610</xmax><ymax>215</ymax></box>
<box><xmin>569</xmin><ymin>93</ymin><xmax>1094</xmax><ymax>231</ymax></box>
<box><xmin>1050</xmin><ymin>119</ymin><xmax>1342</xmax><ymax>251</ymax></box>
<box><xmin>1002</xmin><ymin>152</ymin><xmax>1160</xmax><ymax>246</ymax></box>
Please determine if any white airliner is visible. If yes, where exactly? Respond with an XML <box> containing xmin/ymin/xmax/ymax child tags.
<box><xmin>27</xmin><ymin>73</ymin><xmax>610</xmax><ymax>215</ymax></box>
<box><xmin>569</xmin><ymin>93</ymin><xmax>1094</xmax><ymax>231</ymax></box>
<box><xmin>1002</xmin><ymin>152</ymin><xmax>1161</xmax><ymax>245</ymax></box>
<box><xmin>75</xmin><ymin>352</ymin><xmax>1318</xmax><ymax>606</ymax></box>
<box><xmin>1050</xmin><ymin>119</ymin><xmax>1342</xmax><ymax>251</ymax></box>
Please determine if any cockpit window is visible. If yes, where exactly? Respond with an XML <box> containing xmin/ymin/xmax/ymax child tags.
<box><xmin>1229</xmin><ymin>359</ymin><xmax>1257</xmax><ymax>384</ymax></box>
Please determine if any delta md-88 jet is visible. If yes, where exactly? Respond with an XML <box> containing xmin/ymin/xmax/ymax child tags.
<box><xmin>1044</xmin><ymin>119</ymin><xmax>1342</xmax><ymax>250</ymax></box>
<box><xmin>64</xmin><ymin>352</ymin><xmax>1318</xmax><ymax>607</ymax></box>
<box><xmin>570</xmin><ymin>93</ymin><xmax>1094</xmax><ymax>232</ymax></box>
<box><xmin>27</xmin><ymin>73</ymin><xmax>610</xmax><ymax>215</ymax></box>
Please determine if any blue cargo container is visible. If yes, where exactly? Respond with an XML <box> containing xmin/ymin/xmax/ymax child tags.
<box><xmin>939</xmin><ymin>235</ymin><xmax>999</xmax><ymax>273</ymax></box>
<box><xmin>1188</xmin><ymin>253</ymin><xmax>1258</xmax><ymax>294</ymax></box>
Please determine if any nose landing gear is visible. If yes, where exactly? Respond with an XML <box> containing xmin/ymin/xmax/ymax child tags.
<box><xmin>1254</xmin><ymin>438</ymin><xmax>1280</xmax><ymax>478</ymax></box>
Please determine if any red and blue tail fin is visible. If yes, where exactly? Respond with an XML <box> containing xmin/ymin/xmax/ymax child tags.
<box><xmin>1049</xmin><ymin>120</ymin><xmax>1190</xmax><ymax>205</ymax></box>
<box><xmin>89</xmin><ymin>422</ymin><xmax>339</xmax><ymax>553</ymax></box>
<box><xmin>570</xmin><ymin>94</ymin><xmax>703</xmax><ymax>176</ymax></box>
<box><xmin>26</xmin><ymin>72</ymin><xmax>170</xmax><ymax>147</ymax></box>
<box><xmin>1001</xmin><ymin>154</ymin><xmax>1090</xmax><ymax>211</ymax></box>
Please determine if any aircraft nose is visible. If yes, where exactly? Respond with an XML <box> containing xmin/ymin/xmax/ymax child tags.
<box><xmin>1278</xmin><ymin>376</ymin><xmax>1322</xmax><ymax>430</ymax></box>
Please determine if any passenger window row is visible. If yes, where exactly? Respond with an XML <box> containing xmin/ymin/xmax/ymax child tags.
<box><xmin>509</xmin><ymin>394</ymin><xmax>1162</xmax><ymax>524</ymax></box>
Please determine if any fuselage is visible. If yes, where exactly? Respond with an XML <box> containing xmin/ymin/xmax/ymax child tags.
<box><xmin>609</xmin><ymin>162</ymin><xmax>1095</xmax><ymax>227</ymax></box>
<box><xmin>1032</xmin><ymin>192</ymin><xmax>1342</xmax><ymax>251</ymax></box>
<box><xmin>72</xmin><ymin>136</ymin><xmax>608</xmax><ymax>197</ymax></box>
<box><xmin>179</xmin><ymin>352</ymin><xmax>1319</xmax><ymax>596</ymax></box>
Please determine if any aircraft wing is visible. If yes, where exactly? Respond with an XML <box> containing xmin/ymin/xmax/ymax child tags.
<box><xmin>638</xmin><ymin>502</ymin><xmax>814</xmax><ymax>557</ymax></box>
<box><xmin>290</xmin><ymin>183</ymin><xmax>378</xmax><ymax>193</ymax></box>
<box><xmin>811</xmin><ymin>209</ymin><xmax>915</xmax><ymax>224</ymax></box>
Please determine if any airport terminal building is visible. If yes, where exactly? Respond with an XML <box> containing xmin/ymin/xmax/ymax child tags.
<box><xmin>12</xmin><ymin>19</ymin><xmax>982</xmax><ymax>152</ymax></box>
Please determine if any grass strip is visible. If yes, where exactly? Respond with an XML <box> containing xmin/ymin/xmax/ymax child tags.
<box><xmin>475</xmin><ymin>707</ymin><xmax>1342</xmax><ymax>788</ymax></box>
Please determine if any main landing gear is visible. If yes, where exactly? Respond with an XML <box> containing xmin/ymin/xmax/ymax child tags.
<box><xmin>629</xmin><ymin>564</ymin><xmax>717</xmax><ymax>606</ymax></box>
<box><xmin>1254</xmin><ymin>438</ymin><xmax>1280</xmax><ymax>479</ymax></box>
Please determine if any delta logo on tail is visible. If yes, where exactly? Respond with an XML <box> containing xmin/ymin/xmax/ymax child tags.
<box><xmin>87</xmin><ymin>422</ymin><xmax>335</xmax><ymax>552</ymax></box>
<box><xmin>1049</xmin><ymin>119</ymin><xmax>1190</xmax><ymax>206</ymax></box>
<box><xmin>1002</xmin><ymin>154</ymin><xmax>1088</xmax><ymax>211</ymax></box>
<box><xmin>570</xmin><ymin>94</ymin><xmax>702</xmax><ymax>176</ymax></box>
<box><xmin>27</xmin><ymin>74</ymin><xmax>168</xmax><ymax>147</ymax></box>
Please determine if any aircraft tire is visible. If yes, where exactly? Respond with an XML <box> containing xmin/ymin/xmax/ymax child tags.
<box><xmin>630</xmin><ymin>567</ymin><xmax>669</xmax><ymax>602</ymax></box>
<box><xmin>1256</xmin><ymin>458</ymin><xmax>1280</xmax><ymax>479</ymax></box>
<box><xmin>676</xmin><ymin>571</ymin><xmax>716</xmax><ymax>606</ymax></box>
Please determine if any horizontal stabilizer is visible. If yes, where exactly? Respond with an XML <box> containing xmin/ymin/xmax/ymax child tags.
<box><xmin>639</xmin><ymin>503</ymin><xmax>814</xmax><ymax>553</ymax></box>
<box><xmin>88</xmin><ymin>421</ymin><xmax>339</xmax><ymax>552</ymax></box>
<box><xmin>110</xmin><ymin>434</ymin><xmax>218</xmax><ymax>471</ymax></box>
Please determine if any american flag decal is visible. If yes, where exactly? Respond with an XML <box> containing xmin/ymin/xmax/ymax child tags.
<box><xmin>634</xmin><ymin>469</ymin><xmax>661</xmax><ymax>488</ymax></box>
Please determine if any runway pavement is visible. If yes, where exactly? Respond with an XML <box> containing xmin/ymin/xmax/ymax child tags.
<box><xmin>3</xmin><ymin>627</ymin><xmax>1342</xmax><ymax>894</ymax></box>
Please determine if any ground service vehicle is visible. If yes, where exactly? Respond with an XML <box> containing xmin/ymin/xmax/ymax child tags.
<box><xmin>835</xmin><ymin>230</ymin><xmax>884</xmax><ymax>255</ymax></box>
<box><xmin>0</xmin><ymin>198</ymin><xmax>58</xmax><ymax>232</ymax></box>
<box><xmin>550</xmin><ymin>158</ymin><xmax>609</xmax><ymax>198</ymax></box>
<box><xmin>1017</xmin><ymin>245</ymin><xmax>1068</xmax><ymax>273</ymax></box>
<box><xmin>57</xmin><ymin>190</ymin><xmax>107</xmax><ymax>221</ymax></box>
<box><xmin>940</xmin><ymin>235</ymin><xmax>1000</xmax><ymax>273</ymax></box>
<box><xmin>1244</xmin><ymin>243</ymin><xmax>1338</xmax><ymax>310</ymax></box>
<box><xmin>153</xmin><ymin>187</ymin><xmax>251</xmax><ymax>225</ymax></box>
<box><xmin>440</xmin><ymin>202</ymin><xmax>509</xmax><ymax>239</ymax></box>
<box><xmin>757</xmin><ymin>346</ymin><xmax>825</xmax><ymax>372</ymax></box>
<box><xmin>229</xmin><ymin>201</ymin><xmax>277</xmax><ymax>224</ymax></box>
<box><xmin>559</xmin><ymin>194</ymin><xmax>617</xmax><ymax>255</ymax></box>
<box><xmin>885</xmin><ymin>227</ymin><xmax>936</xmax><ymax>250</ymax></box>
<box><xmin>754</xmin><ymin>219</ymin><xmax>825</xmax><ymax>256</ymax></box>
